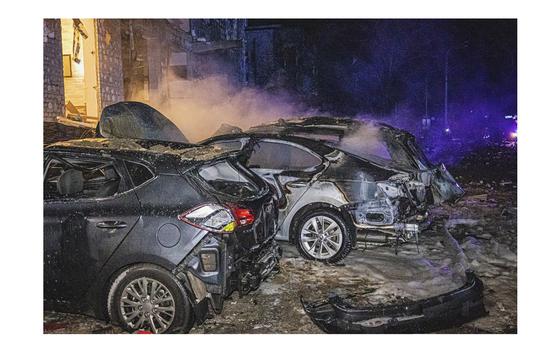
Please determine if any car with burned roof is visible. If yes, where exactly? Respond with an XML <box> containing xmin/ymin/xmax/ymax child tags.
<box><xmin>202</xmin><ymin>117</ymin><xmax>464</xmax><ymax>263</ymax></box>
<box><xmin>43</xmin><ymin>102</ymin><xmax>280</xmax><ymax>333</ymax></box>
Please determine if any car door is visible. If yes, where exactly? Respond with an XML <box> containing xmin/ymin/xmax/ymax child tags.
<box><xmin>44</xmin><ymin>154</ymin><xmax>65</xmax><ymax>301</ymax></box>
<box><xmin>43</xmin><ymin>151</ymin><xmax>141</xmax><ymax>304</ymax></box>
<box><xmin>244</xmin><ymin>139</ymin><xmax>325</xmax><ymax>226</ymax></box>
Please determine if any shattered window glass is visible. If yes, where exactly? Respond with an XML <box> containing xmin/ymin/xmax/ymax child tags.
<box><xmin>44</xmin><ymin>156</ymin><xmax>122</xmax><ymax>200</ymax></box>
<box><xmin>125</xmin><ymin>161</ymin><xmax>154</xmax><ymax>187</ymax></box>
<box><xmin>198</xmin><ymin>160</ymin><xmax>259</xmax><ymax>197</ymax></box>
<box><xmin>247</xmin><ymin>141</ymin><xmax>322</xmax><ymax>170</ymax></box>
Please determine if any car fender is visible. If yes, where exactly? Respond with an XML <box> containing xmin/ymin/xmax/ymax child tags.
<box><xmin>277</xmin><ymin>180</ymin><xmax>349</xmax><ymax>241</ymax></box>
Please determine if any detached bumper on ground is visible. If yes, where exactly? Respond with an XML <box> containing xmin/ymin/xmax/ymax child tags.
<box><xmin>301</xmin><ymin>271</ymin><xmax>487</xmax><ymax>333</ymax></box>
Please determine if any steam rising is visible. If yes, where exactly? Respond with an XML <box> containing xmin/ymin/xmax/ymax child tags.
<box><xmin>134</xmin><ymin>75</ymin><xmax>313</xmax><ymax>142</ymax></box>
<box><xmin>337</xmin><ymin>122</ymin><xmax>392</xmax><ymax>162</ymax></box>
<box><xmin>125</xmin><ymin>70</ymin><xmax>397</xmax><ymax>166</ymax></box>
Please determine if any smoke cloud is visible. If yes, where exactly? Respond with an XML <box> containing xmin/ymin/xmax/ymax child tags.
<box><xmin>134</xmin><ymin>75</ymin><xmax>315</xmax><ymax>142</ymax></box>
<box><xmin>336</xmin><ymin>122</ymin><xmax>392</xmax><ymax>161</ymax></box>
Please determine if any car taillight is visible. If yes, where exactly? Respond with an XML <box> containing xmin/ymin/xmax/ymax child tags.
<box><xmin>231</xmin><ymin>206</ymin><xmax>255</xmax><ymax>226</ymax></box>
<box><xmin>178</xmin><ymin>204</ymin><xmax>236</xmax><ymax>233</ymax></box>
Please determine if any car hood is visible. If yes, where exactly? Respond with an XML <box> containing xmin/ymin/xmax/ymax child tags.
<box><xmin>98</xmin><ymin>101</ymin><xmax>189</xmax><ymax>144</ymax></box>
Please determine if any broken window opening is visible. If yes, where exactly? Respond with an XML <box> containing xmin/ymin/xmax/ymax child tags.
<box><xmin>247</xmin><ymin>140</ymin><xmax>322</xmax><ymax>171</ymax></box>
<box><xmin>197</xmin><ymin>160</ymin><xmax>259</xmax><ymax>198</ymax></box>
<box><xmin>124</xmin><ymin>161</ymin><xmax>155</xmax><ymax>187</ymax></box>
<box><xmin>44</xmin><ymin>156</ymin><xmax>123</xmax><ymax>201</ymax></box>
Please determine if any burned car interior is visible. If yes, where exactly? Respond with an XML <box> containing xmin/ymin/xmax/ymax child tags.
<box><xmin>44</xmin><ymin>102</ymin><xmax>487</xmax><ymax>334</ymax></box>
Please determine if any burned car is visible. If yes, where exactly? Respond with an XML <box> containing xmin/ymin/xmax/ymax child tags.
<box><xmin>202</xmin><ymin>117</ymin><xmax>464</xmax><ymax>263</ymax></box>
<box><xmin>44</xmin><ymin>103</ymin><xmax>280</xmax><ymax>333</ymax></box>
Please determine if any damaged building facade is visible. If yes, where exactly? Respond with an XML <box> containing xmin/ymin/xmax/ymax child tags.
<box><xmin>43</xmin><ymin>19</ymin><xmax>248</xmax><ymax>144</ymax></box>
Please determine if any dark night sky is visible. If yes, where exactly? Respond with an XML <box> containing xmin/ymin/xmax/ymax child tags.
<box><xmin>248</xmin><ymin>19</ymin><xmax>517</xmax><ymax>122</ymax></box>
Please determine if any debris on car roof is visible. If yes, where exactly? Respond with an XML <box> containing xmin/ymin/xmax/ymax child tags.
<box><xmin>47</xmin><ymin>137</ymin><xmax>241</xmax><ymax>163</ymax></box>
<box><xmin>212</xmin><ymin>123</ymin><xmax>243</xmax><ymax>137</ymax></box>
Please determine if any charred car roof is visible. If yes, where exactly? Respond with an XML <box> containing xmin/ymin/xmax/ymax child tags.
<box><xmin>46</xmin><ymin>138</ymin><xmax>239</xmax><ymax>173</ymax></box>
<box><xmin>243</xmin><ymin>116</ymin><xmax>435</xmax><ymax>171</ymax></box>
<box><xmin>202</xmin><ymin>133</ymin><xmax>338</xmax><ymax>157</ymax></box>
<box><xmin>246</xmin><ymin>116</ymin><xmax>411</xmax><ymax>140</ymax></box>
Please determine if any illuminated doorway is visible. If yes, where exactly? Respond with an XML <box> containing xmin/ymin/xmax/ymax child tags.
<box><xmin>60</xmin><ymin>18</ymin><xmax>99</xmax><ymax>127</ymax></box>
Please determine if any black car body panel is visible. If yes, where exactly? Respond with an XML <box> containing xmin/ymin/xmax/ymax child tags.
<box><xmin>301</xmin><ymin>271</ymin><xmax>487</xmax><ymax>333</ymax></box>
<box><xmin>44</xmin><ymin>104</ymin><xmax>281</xmax><ymax>329</ymax></box>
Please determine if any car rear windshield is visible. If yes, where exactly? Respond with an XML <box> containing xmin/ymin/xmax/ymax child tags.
<box><xmin>197</xmin><ymin>160</ymin><xmax>260</xmax><ymax>198</ymax></box>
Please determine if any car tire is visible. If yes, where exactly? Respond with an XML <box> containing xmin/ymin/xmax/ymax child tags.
<box><xmin>294</xmin><ymin>209</ymin><xmax>353</xmax><ymax>263</ymax></box>
<box><xmin>107</xmin><ymin>264</ymin><xmax>194</xmax><ymax>333</ymax></box>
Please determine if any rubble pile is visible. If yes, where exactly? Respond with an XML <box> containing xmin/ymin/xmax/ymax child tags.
<box><xmin>451</xmin><ymin>145</ymin><xmax>517</xmax><ymax>187</ymax></box>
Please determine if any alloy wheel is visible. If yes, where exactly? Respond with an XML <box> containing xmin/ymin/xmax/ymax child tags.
<box><xmin>300</xmin><ymin>215</ymin><xmax>343</xmax><ymax>259</ymax></box>
<box><xmin>119</xmin><ymin>277</ymin><xmax>176</xmax><ymax>333</ymax></box>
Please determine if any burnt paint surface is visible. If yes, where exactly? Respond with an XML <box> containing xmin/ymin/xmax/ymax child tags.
<box><xmin>241</xmin><ymin>118</ymin><xmax>465</xmax><ymax>232</ymax></box>
<box><xmin>202</xmin><ymin>133</ymin><xmax>433</xmax><ymax>240</ymax></box>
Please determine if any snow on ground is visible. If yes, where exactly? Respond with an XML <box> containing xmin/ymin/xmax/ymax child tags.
<box><xmin>432</xmin><ymin>187</ymin><xmax>517</xmax><ymax>333</ymax></box>
<box><xmin>44</xmin><ymin>146</ymin><xmax>517</xmax><ymax>334</ymax></box>
<box><xmin>44</xmin><ymin>183</ymin><xmax>517</xmax><ymax>333</ymax></box>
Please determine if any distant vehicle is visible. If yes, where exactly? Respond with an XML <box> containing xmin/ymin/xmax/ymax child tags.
<box><xmin>202</xmin><ymin>117</ymin><xmax>464</xmax><ymax>263</ymax></box>
<box><xmin>44</xmin><ymin>102</ymin><xmax>280</xmax><ymax>333</ymax></box>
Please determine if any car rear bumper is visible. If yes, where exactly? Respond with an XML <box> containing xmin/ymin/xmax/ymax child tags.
<box><xmin>301</xmin><ymin>271</ymin><xmax>487</xmax><ymax>333</ymax></box>
<box><xmin>173</xmin><ymin>195</ymin><xmax>280</xmax><ymax>324</ymax></box>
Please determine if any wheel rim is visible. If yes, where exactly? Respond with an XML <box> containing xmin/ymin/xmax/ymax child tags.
<box><xmin>119</xmin><ymin>277</ymin><xmax>175</xmax><ymax>333</ymax></box>
<box><xmin>300</xmin><ymin>215</ymin><xmax>343</xmax><ymax>259</ymax></box>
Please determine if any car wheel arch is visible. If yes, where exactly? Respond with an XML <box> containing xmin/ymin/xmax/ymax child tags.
<box><xmin>104</xmin><ymin>262</ymin><xmax>195</xmax><ymax>333</ymax></box>
<box><xmin>288</xmin><ymin>202</ymin><xmax>356</xmax><ymax>244</ymax></box>
<box><xmin>96</xmin><ymin>257</ymin><xmax>190</xmax><ymax>320</ymax></box>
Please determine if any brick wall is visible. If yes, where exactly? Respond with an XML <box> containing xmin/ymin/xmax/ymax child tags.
<box><xmin>97</xmin><ymin>19</ymin><xmax>124</xmax><ymax>109</ymax></box>
<box><xmin>43</xmin><ymin>19</ymin><xmax>65</xmax><ymax>122</ymax></box>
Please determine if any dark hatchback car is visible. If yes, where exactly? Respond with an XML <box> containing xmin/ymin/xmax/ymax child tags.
<box><xmin>44</xmin><ymin>103</ymin><xmax>280</xmax><ymax>333</ymax></box>
<box><xmin>202</xmin><ymin>117</ymin><xmax>464</xmax><ymax>263</ymax></box>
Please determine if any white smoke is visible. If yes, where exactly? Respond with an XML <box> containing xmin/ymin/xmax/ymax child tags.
<box><xmin>336</xmin><ymin>122</ymin><xmax>392</xmax><ymax>161</ymax></box>
<box><xmin>133</xmin><ymin>75</ymin><xmax>314</xmax><ymax>142</ymax></box>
